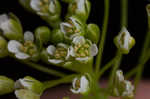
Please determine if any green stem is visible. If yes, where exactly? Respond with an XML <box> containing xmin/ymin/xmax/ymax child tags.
<box><xmin>121</xmin><ymin>0</ymin><xmax>128</xmax><ymax>27</ymax></box>
<box><xmin>43</xmin><ymin>74</ymin><xmax>77</xmax><ymax>90</ymax></box>
<box><xmin>108</xmin><ymin>51</ymin><xmax>122</xmax><ymax>89</ymax></box>
<box><xmin>125</xmin><ymin>51</ymin><xmax>150</xmax><ymax>79</ymax></box>
<box><xmin>21</xmin><ymin>61</ymin><xmax>67</xmax><ymax>77</ymax></box>
<box><xmin>95</xmin><ymin>0</ymin><xmax>109</xmax><ymax>74</ymax></box>
<box><xmin>97</xmin><ymin>57</ymin><xmax>117</xmax><ymax>79</ymax></box>
<box><xmin>9</xmin><ymin>54</ymin><xmax>66</xmax><ymax>77</ymax></box>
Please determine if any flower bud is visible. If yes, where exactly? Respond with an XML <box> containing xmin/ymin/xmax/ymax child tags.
<box><xmin>86</xmin><ymin>24</ymin><xmax>100</xmax><ymax>44</ymax></box>
<box><xmin>0</xmin><ymin>14</ymin><xmax>23</xmax><ymax>41</ymax></box>
<box><xmin>15</xmin><ymin>76</ymin><xmax>44</xmax><ymax>95</ymax></box>
<box><xmin>15</xmin><ymin>89</ymin><xmax>40</xmax><ymax>99</ymax></box>
<box><xmin>51</xmin><ymin>29</ymin><xmax>64</xmax><ymax>44</ymax></box>
<box><xmin>114</xmin><ymin>27</ymin><xmax>135</xmax><ymax>54</ymax></box>
<box><xmin>0</xmin><ymin>76</ymin><xmax>15</xmax><ymax>95</ymax></box>
<box><xmin>67</xmin><ymin>0</ymin><xmax>91</xmax><ymax>22</ymax></box>
<box><xmin>0</xmin><ymin>36</ymin><xmax>8</xmax><ymax>58</ymax></box>
<box><xmin>71</xmin><ymin>75</ymin><xmax>90</xmax><ymax>95</ymax></box>
<box><xmin>35</xmin><ymin>26</ymin><xmax>51</xmax><ymax>49</ymax></box>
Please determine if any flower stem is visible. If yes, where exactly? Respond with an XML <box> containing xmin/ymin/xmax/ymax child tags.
<box><xmin>95</xmin><ymin>0</ymin><xmax>109</xmax><ymax>74</ymax></box>
<box><xmin>43</xmin><ymin>74</ymin><xmax>77</xmax><ymax>90</ymax></box>
<box><xmin>121</xmin><ymin>0</ymin><xmax>128</xmax><ymax>27</ymax></box>
<box><xmin>97</xmin><ymin>57</ymin><xmax>117</xmax><ymax>79</ymax></box>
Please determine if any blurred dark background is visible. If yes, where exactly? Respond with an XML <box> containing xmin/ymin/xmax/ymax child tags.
<box><xmin>0</xmin><ymin>0</ymin><xmax>149</xmax><ymax>83</ymax></box>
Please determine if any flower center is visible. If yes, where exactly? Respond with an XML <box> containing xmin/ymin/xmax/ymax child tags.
<box><xmin>54</xmin><ymin>47</ymin><xmax>67</xmax><ymax>59</ymax></box>
<box><xmin>75</xmin><ymin>79</ymin><xmax>80</xmax><ymax>90</ymax></box>
<box><xmin>19</xmin><ymin>41</ymin><xmax>37</xmax><ymax>56</ymax></box>
<box><xmin>74</xmin><ymin>43</ymin><xmax>90</xmax><ymax>57</ymax></box>
<box><xmin>39</xmin><ymin>0</ymin><xmax>50</xmax><ymax>14</ymax></box>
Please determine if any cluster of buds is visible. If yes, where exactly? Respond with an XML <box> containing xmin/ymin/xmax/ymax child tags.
<box><xmin>14</xmin><ymin>76</ymin><xmax>44</xmax><ymax>99</ymax></box>
<box><xmin>112</xmin><ymin>70</ymin><xmax>134</xmax><ymax>99</ymax></box>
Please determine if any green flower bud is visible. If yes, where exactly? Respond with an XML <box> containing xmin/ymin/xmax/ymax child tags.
<box><xmin>15</xmin><ymin>89</ymin><xmax>40</xmax><ymax>99</ymax></box>
<box><xmin>114</xmin><ymin>27</ymin><xmax>135</xmax><ymax>54</ymax></box>
<box><xmin>40</xmin><ymin>48</ymin><xmax>49</xmax><ymax>63</ymax></box>
<box><xmin>0</xmin><ymin>14</ymin><xmax>23</xmax><ymax>41</ymax></box>
<box><xmin>15</xmin><ymin>76</ymin><xmax>44</xmax><ymax>95</ymax></box>
<box><xmin>35</xmin><ymin>26</ymin><xmax>51</xmax><ymax>49</ymax></box>
<box><xmin>51</xmin><ymin>29</ymin><xmax>64</xmax><ymax>44</ymax></box>
<box><xmin>67</xmin><ymin>0</ymin><xmax>91</xmax><ymax>22</ymax></box>
<box><xmin>0</xmin><ymin>36</ymin><xmax>8</xmax><ymax>58</ymax></box>
<box><xmin>86</xmin><ymin>24</ymin><xmax>100</xmax><ymax>44</ymax></box>
<box><xmin>0</xmin><ymin>76</ymin><xmax>15</xmax><ymax>95</ymax></box>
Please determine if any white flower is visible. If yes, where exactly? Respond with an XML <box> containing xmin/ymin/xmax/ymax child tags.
<box><xmin>122</xmin><ymin>80</ymin><xmax>134</xmax><ymax>98</ymax></box>
<box><xmin>8</xmin><ymin>31</ymin><xmax>37</xmax><ymax>60</ymax></box>
<box><xmin>46</xmin><ymin>43</ymin><xmax>69</xmax><ymax>64</ymax></box>
<box><xmin>114</xmin><ymin>27</ymin><xmax>135</xmax><ymax>54</ymax></box>
<box><xmin>68</xmin><ymin>36</ymin><xmax>98</xmax><ymax>62</ymax></box>
<box><xmin>30</xmin><ymin>0</ymin><xmax>58</xmax><ymax>16</ymax></box>
<box><xmin>116</xmin><ymin>70</ymin><xmax>124</xmax><ymax>82</ymax></box>
<box><xmin>60</xmin><ymin>16</ymin><xmax>84</xmax><ymax>40</ymax></box>
<box><xmin>71</xmin><ymin>75</ymin><xmax>90</xmax><ymax>94</ymax></box>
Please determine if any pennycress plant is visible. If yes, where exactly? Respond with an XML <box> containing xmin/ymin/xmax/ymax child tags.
<box><xmin>0</xmin><ymin>0</ymin><xmax>149</xmax><ymax>99</ymax></box>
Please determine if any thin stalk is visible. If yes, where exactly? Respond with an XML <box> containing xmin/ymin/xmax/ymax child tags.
<box><xmin>95</xmin><ymin>0</ymin><xmax>109</xmax><ymax>74</ymax></box>
<box><xmin>108</xmin><ymin>51</ymin><xmax>122</xmax><ymax>89</ymax></box>
<box><xmin>121</xmin><ymin>0</ymin><xmax>128</xmax><ymax>27</ymax></box>
<box><xmin>97</xmin><ymin>57</ymin><xmax>117</xmax><ymax>79</ymax></box>
<box><xmin>9</xmin><ymin>54</ymin><xmax>66</xmax><ymax>77</ymax></box>
<box><xmin>43</xmin><ymin>74</ymin><xmax>77</xmax><ymax>90</ymax></box>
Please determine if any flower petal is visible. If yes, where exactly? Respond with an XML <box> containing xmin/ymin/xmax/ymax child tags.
<box><xmin>0</xmin><ymin>14</ymin><xmax>9</xmax><ymax>25</ymax></box>
<box><xmin>90</xmin><ymin>44</ymin><xmax>98</xmax><ymax>56</ymax></box>
<box><xmin>68</xmin><ymin>46</ymin><xmax>75</xmax><ymax>57</ymax></box>
<box><xmin>24</xmin><ymin>31</ymin><xmax>34</xmax><ymax>42</ymax></box>
<box><xmin>72</xmin><ymin>36</ymin><xmax>85</xmax><ymax>45</ymax></box>
<box><xmin>70</xmin><ymin>88</ymin><xmax>81</xmax><ymax>94</ymax></box>
<box><xmin>8</xmin><ymin>40</ymin><xmax>22</xmax><ymax>53</ymax></box>
<box><xmin>30</xmin><ymin>0</ymin><xmax>41</xmax><ymax>11</ymax></box>
<box><xmin>48</xmin><ymin>59</ymin><xmax>63</xmax><ymax>64</ymax></box>
<box><xmin>15</xmin><ymin>52</ymin><xmax>30</xmax><ymax>60</ymax></box>
<box><xmin>46</xmin><ymin>45</ymin><xmax>56</xmax><ymax>55</ymax></box>
<box><xmin>49</xmin><ymin>0</ymin><xmax>56</xmax><ymax>14</ymax></box>
<box><xmin>80</xmin><ymin>76</ymin><xmax>89</xmax><ymax>93</ymax></box>
<box><xmin>60</xmin><ymin>22</ymin><xmax>72</xmax><ymax>35</ymax></box>
<box><xmin>76</xmin><ymin>57</ymin><xmax>89</xmax><ymax>62</ymax></box>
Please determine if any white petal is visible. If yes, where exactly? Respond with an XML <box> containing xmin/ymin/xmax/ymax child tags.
<box><xmin>68</xmin><ymin>46</ymin><xmax>75</xmax><ymax>57</ymax></box>
<box><xmin>0</xmin><ymin>19</ymin><xmax>12</xmax><ymax>33</ymax></box>
<box><xmin>72</xmin><ymin>77</ymin><xmax>78</xmax><ymax>89</ymax></box>
<box><xmin>72</xmin><ymin>36</ymin><xmax>85</xmax><ymax>45</ymax></box>
<box><xmin>60</xmin><ymin>22</ymin><xmax>72</xmax><ymax>35</ymax></box>
<box><xmin>48</xmin><ymin>59</ymin><xmax>63</xmax><ymax>64</ymax></box>
<box><xmin>15</xmin><ymin>52</ymin><xmax>30</xmax><ymax>60</ymax></box>
<box><xmin>24</xmin><ymin>31</ymin><xmax>34</xmax><ymax>42</ymax></box>
<box><xmin>57</xmin><ymin>43</ymin><xmax>68</xmax><ymax>49</ymax></box>
<box><xmin>80</xmin><ymin>76</ymin><xmax>89</xmax><ymax>93</ymax></box>
<box><xmin>30</xmin><ymin>0</ymin><xmax>41</xmax><ymax>11</ymax></box>
<box><xmin>47</xmin><ymin>45</ymin><xmax>56</xmax><ymax>55</ymax></box>
<box><xmin>8</xmin><ymin>40</ymin><xmax>22</xmax><ymax>53</ymax></box>
<box><xmin>76</xmin><ymin>57</ymin><xmax>89</xmax><ymax>62</ymax></box>
<box><xmin>116</xmin><ymin>70</ymin><xmax>124</xmax><ymax>82</ymax></box>
<box><xmin>0</xmin><ymin>14</ymin><xmax>9</xmax><ymax>25</ymax></box>
<box><xmin>77</xmin><ymin>0</ymin><xmax>85</xmax><ymax>12</ymax></box>
<box><xmin>90</xmin><ymin>44</ymin><xmax>98</xmax><ymax>56</ymax></box>
<box><xmin>49</xmin><ymin>0</ymin><xmax>56</xmax><ymax>14</ymax></box>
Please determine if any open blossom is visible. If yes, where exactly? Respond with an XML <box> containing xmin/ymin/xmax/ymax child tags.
<box><xmin>71</xmin><ymin>75</ymin><xmax>90</xmax><ymax>94</ymax></box>
<box><xmin>46</xmin><ymin>43</ymin><xmax>69</xmax><ymax>64</ymax></box>
<box><xmin>30</xmin><ymin>0</ymin><xmax>60</xmax><ymax>16</ymax></box>
<box><xmin>8</xmin><ymin>31</ymin><xmax>39</xmax><ymax>61</ymax></box>
<box><xmin>60</xmin><ymin>16</ymin><xmax>85</xmax><ymax>40</ymax></box>
<box><xmin>114</xmin><ymin>27</ymin><xmax>135</xmax><ymax>54</ymax></box>
<box><xmin>0</xmin><ymin>14</ymin><xmax>23</xmax><ymax>40</ymax></box>
<box><xmin>67</xmin><ymin>36</ymin><xmax>98</xmax><ymax>63</ymax></box>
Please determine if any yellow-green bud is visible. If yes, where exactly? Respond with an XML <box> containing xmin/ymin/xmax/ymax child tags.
<box><xmin>86</xmin><ymin>24</ymin><xmax>100</xmax><ymax>44</ymax></box>
<box><xmin>0</xmin><ymin>76</ymin><xmax>15</xmax><ymax>95</ymax></box>
<box><xmin>15</xmin><ymin>76</ymin><xmax>44</xmax><ymax>95</ymax></box>
<box><xmin>0</xmin><ymin>36</ymin><xmax>8</xmax><ymax>58</ymax></box>
<box><xmin>51</xmin><ymin>29</ymin><xmax>64</xmax><ymax>44</ymax></box>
